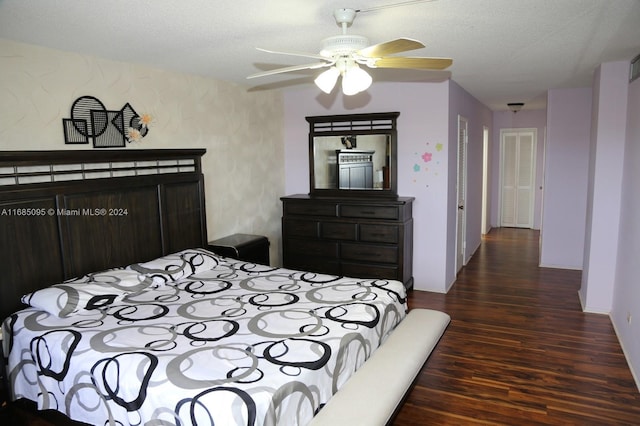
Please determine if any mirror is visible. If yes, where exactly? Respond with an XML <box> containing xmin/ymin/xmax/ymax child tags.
<box><xmin>307</xmin><ymin>112</ymin><xmax>399</xmax><ymax>198</ymax></box>
<box><xmin>313</xmin><ymin>135</ymin><xmax>390</xmax><ymax>190</ymax></box>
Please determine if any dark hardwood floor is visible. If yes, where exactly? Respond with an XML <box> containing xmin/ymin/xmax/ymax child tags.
<box><xmin>394</xmin><ymin>227</ymin><xmax>640</xmax><ymax>425</ymax></box>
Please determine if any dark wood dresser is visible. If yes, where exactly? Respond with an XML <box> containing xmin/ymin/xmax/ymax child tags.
<box><xmin>281</xmin><ymin>194</ymin><xmax>414</xmax><ymax>289</ymax></box>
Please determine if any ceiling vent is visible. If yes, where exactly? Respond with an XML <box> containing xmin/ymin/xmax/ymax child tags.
<box><xmin>631</xmin><ymin>53</ymin><xmax>640</xmax><ymax>82</ymax></box>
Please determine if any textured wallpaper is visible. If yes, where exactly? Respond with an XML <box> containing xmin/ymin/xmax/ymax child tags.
<box><xmin>0</xmin><ymin>38</ymin><xmax>285</xmax><ymax>265</ymax></box>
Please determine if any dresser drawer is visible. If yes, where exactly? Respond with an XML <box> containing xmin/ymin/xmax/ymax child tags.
<box><xmin>340</xmin><ymin>204</ymin><xmax>400</xmax><ymax>220</ymax></box>
<box><xmin>359</xmin><ymin>224</ymin><xmax>398</xmax><ymax>244</ymax></box>
<box><xmin>341</xmin><ymin>262</ymin><xmax>399</xmax><ymax>281</ymax></box>
<box><xmin>341</xmin><ymin>243</ymin><xmax>398</xmax><ymax>263</ymax></box>
<box><xmin>286</xmin><ymin>238</ymin><xmax>338</xmax><ymax>258</ymax></box>
<box><xmin>281</xmin><ymin>194</ymin><xmax>414</xmax><ymax>290</ymax></box>
<box><xmin>321</xmin><ymin>222</ymin><xmax>357</xmax><ymax>240</ymax></box>
<box><xmin>285</xmin><ymin>201</ymin><xmax>336</xmax><ymax>217</ymax></box>
<box><xmin>284</xmin><ymin>219</ymin><xmax>318</xmax><ymax>238</ymax></box>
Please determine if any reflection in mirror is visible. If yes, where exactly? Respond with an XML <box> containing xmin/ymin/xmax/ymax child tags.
<box><xmin>313</xmin><ymin>134</ymin><xmax>390</xmax><ymax>190</ymax></box>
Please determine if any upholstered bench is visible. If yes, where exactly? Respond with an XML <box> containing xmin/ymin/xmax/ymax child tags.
<box><xmin>311</xmin><ymin>308</ymin><xmax>450</xmax><ymax>425</ymax></box>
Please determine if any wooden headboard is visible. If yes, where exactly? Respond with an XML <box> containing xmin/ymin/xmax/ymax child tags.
<box><xmin>0</xmin><ymin>149</ymin><xmax>207</xmax><ymax>321</ymax></box>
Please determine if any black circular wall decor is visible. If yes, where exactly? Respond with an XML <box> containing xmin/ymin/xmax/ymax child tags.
<box><xmin>70</xmin><ymin>95</ymin><xmax>107</xmax><ymax>138</ymax></box>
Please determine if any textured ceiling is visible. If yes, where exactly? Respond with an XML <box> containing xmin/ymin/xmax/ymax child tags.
<box><xmin>1</xmin><ymin>0</ymin><xmax>639</xmax><ymax>111</ymax></box>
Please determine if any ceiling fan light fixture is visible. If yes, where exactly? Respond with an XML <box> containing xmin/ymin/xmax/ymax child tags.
<box><xmin>314</xmin><ymin>67</ymin><xmax>340</xmax><ymax>93</ymax></box>
<box><xmin>341</xmin><ymin>64</ymin><xmax>372</xmax><ymax>96</ymax></box>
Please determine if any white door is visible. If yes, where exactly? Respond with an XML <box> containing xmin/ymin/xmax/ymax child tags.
<box><xmin>456</xmin><ymin>116</ymin><xmax>468</xmax><ymax>272</ymax></box>
<box><xmin>500</xmin><ymin>128</ymin><xmax>537</xmax><ymax>228</ymax></box>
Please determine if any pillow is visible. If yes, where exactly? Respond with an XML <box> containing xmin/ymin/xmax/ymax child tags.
<box><xmin>21</xmin><ymin>269</ymin><xmax>159</xmax><ymax>317</ymax></box>
<box><xmin>20</xmin><ymin>250</ymin><xmax>221</xmax><ymax>317</ymax></box>
<box><xmin>129</xmin><ymin>249</ymin><xmax>223</xmax><ymax>282</ymax></box>
<box><xmin>84</xmin><ymin>269</ymin><xmax>163</xmax><ymax>292</ymax></box>
<box><xmin>21</xmin><ymin>282</ymin><xmax>126</xmax><ymax>318</ymax></box>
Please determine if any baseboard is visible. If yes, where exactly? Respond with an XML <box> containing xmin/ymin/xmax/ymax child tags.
<box><xmin>581</xmin><ymin>290</ymin><xmax>639</xmax><ymax>392</ymax></box>
<box><xmin>577</xmin><ymin>290</ymin><xmax>586</xmax><ymax>311</ymax></box>
<box><xmin>610</xmin><ymin>315</ymin><xmax>640</xmax><ymax>393</ymax></box>
<box><xmin>577</xmin><ymin>290</ymin><xmax>612</xmax><ymax>315</ymax></box>
<box><xmin>538</xmin><ymin>262</ymin><xmax>583</xmax><ymax>270</ymax></box>
<box><xmin>466</xmin><ymin>240</ymin><xmax>482</xmax><ymax>264</ymax></box>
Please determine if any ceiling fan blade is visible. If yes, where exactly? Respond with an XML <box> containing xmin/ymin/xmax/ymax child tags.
<box><xmin>247</xmin><ymin>62</ymin><xmax>332</xmax><ymax>79</ymax></box>
<box><xmin>256</xmin><ymin>47</ymin><xmax>329</xmax><ymax>61</ymax></box>
<box><xmin>372</xmin><ymin>56</ymin><xmax>452</xmax><ymax>70</ymax></box>
<box><xmin>358</xmin><ymin>38</ymin><xmax>425</xmax><ymax>58</ymax></box>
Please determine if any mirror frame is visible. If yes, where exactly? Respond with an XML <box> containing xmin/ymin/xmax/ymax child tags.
<box><xmin>307</xmin><ymin>112</ymin><xmax>400</xmax><ymax>198</ymax></box>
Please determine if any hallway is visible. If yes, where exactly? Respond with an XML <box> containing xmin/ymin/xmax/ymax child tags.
<box><xmin>394</xmin><ymin>228</ymin><xmax>640</xmax><ymax>425</ymax></box>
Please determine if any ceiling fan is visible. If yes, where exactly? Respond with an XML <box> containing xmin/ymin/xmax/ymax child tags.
<box><xmin>247</xmin><ymin>7</ymin><xmax>453</xmax><ymax>95</ymax></box>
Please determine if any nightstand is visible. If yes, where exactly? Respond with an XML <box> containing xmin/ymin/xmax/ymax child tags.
<box><xmin>207</xmin><ymin>234</ymin><xmax>270</xmax><ymax>265</ymax></box>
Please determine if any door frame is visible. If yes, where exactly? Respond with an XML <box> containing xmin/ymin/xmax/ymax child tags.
<box><xmin>498</xmin><ymin>127</ymin><xmax>537</xmax><ymax>228</ymax></box>
<box><xmin>456</xmin><ymin>115</ymin><xmax>468</xmax><ymax>273</ymax></box>
<box><xmin>481</xmin><ymin>125</ymin><xmax>490</xmax><ymax>235</ymax></box>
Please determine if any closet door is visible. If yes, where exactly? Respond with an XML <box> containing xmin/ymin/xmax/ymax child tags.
<box><xmin>500</xmin><ymin>129</ymin><xmax>536</xmax><ymax>228</ymax></box>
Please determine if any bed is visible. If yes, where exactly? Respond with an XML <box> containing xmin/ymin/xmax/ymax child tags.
<box><xmin>0</xmin><ymin>149</ymin><xmax>449</xmax><ymax>426</ymax></box>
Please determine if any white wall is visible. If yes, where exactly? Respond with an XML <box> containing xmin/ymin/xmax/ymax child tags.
<box><xmin>0</xmin><ymin>39</ymin><xmax>286</xmax><ymax>264</ymax></box>
<box><xmin>540</xmin><ymin>88</ymin><xmax>592</xmax><ymax>269</ymax></box>
<box><xmin>580</xmin><ymin>62</ymin><xmax>628</xmax><ymax>313</ymax></box>
<box><xmin>612</xmin><ymin>71</ymin><xmax>640</xmax><ymax>389</ymax></box>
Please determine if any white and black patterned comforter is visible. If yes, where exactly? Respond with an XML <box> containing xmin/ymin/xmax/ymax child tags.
<box><xmin>3</xmin><ymin>249</ymin><xmax>407</xmax><ymax>426</ymax></box>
